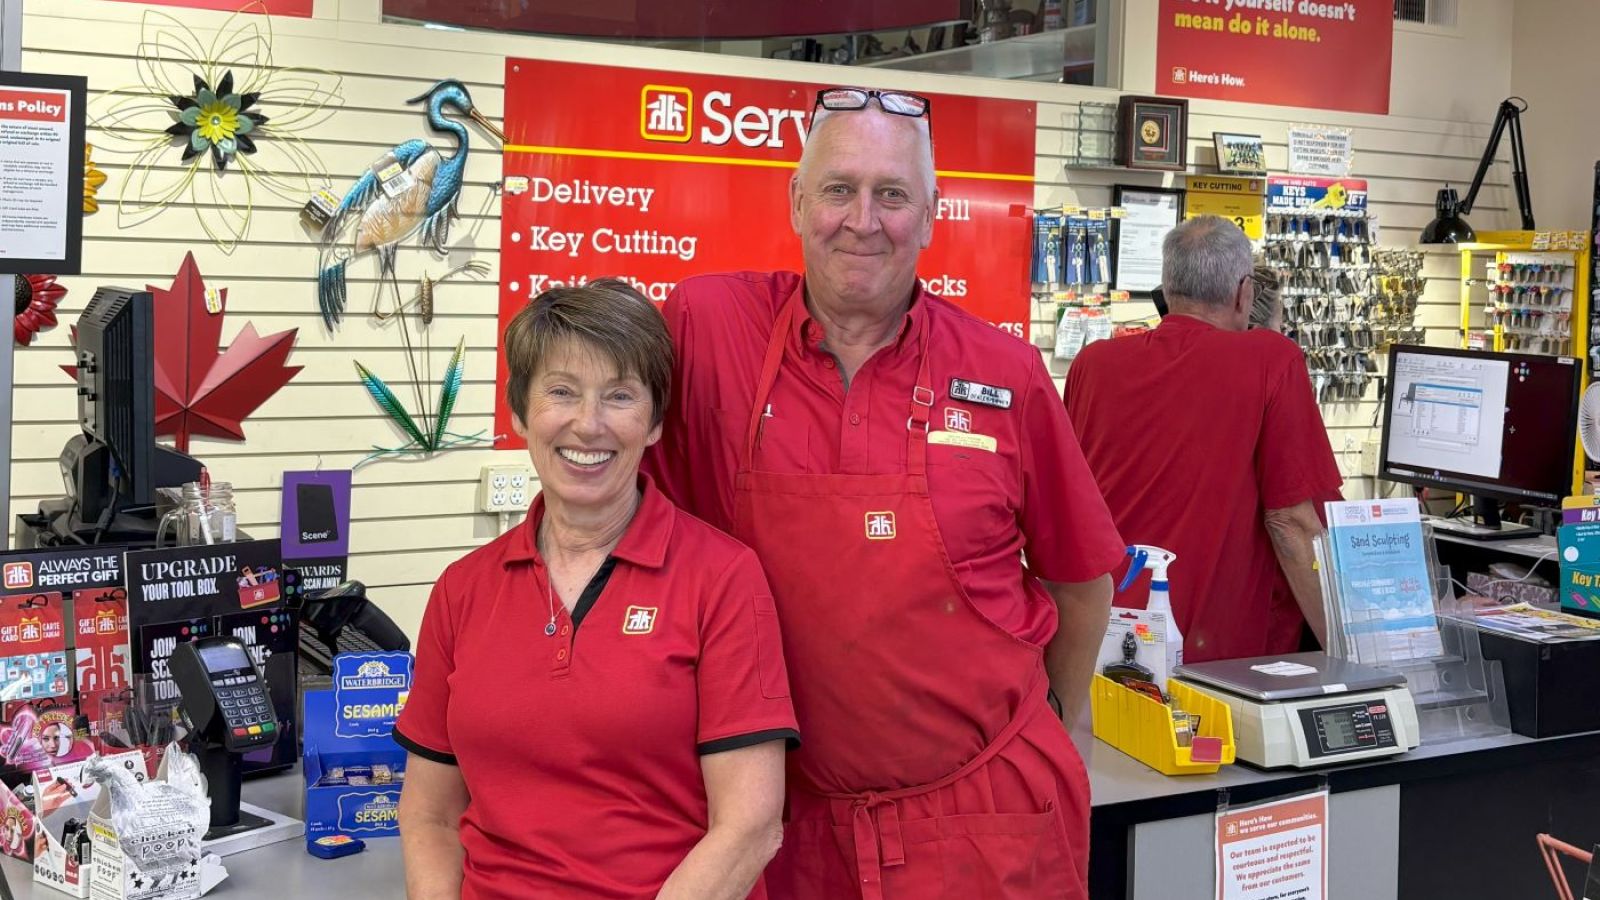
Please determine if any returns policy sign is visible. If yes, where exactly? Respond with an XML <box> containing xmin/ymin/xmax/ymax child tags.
<box><xmin>496</xmin><ymin>58</ymin><xmax>1037</xmax><ymax>450</ymax></box>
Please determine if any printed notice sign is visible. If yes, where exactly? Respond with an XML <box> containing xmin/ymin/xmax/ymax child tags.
<box><xmin>1216</xmin><ymin>791</ymin><xmax>1328</xmax><ymax>900</ymax></box>
<box><xmin>1288</xmin><ymin>126</ymin><xmax>1354</xmax><ymax>178</ymax></box>
<box><xmin>0</xmin><ymin>72</ymin><xmax>85</xmax><ymax>274</ymax></box>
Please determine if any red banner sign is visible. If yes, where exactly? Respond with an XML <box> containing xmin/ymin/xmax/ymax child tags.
<box><xmin>496</xmin><ymin>58</ymin><xmax>1036</xmax><ymax>449</ymax></box>
<box><xmin>1155</xmin><ymin>0</ymin><xmax>1392</xmax><ymax>114</ymax></box>
<box><xmin>0</xmin><ymin>91</ymin><xmax>68</xmax><ymax>123</ymax></box>
<box><xmin>386</xmin><ymin>0</ymin><xmax>961</xmax><ymax>39</ymax></box>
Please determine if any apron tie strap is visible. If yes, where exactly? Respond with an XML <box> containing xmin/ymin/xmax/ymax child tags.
<box><xmin>849</xmin><ymin>792</ymin><xmax>906</xmax><ymax>900</ymax></box>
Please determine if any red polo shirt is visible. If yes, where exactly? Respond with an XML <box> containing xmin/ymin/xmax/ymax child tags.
<box><xmin>394</xmin><ymin>475</ymin><xmax>799</xmax><ymax>900</ymax></box>
<box><xmin>644</xmin><ymin>271</ymin><xmax>1125</xmax><ymax>647</ymax></box>
<box><xmin>1064</xmin><ymin>314</ymin><xmax>1343</xmax><ymax>662</ymax></box>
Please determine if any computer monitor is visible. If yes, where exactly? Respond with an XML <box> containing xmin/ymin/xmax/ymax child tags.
<box><xmin>47</xmin><ymin>287</ymin><xmax>200</xmax><ymax>540</ymax></box>
<box><xmin>1379</xmin><ymin>345</ymin><xmax>1581</xmax><ymax>540</ymax></box>
<box><xmin>75</xmin><ymin>288</ymin><xmax>158</xmax><ymax>507</ymax></box>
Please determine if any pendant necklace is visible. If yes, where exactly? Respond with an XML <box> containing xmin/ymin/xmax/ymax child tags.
<box><xmin>539</xmin><ymin>526</ymin><xmax>558</xmax><ymax>637</ymax></box>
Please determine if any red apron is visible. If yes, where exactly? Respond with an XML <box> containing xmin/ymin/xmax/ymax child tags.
<box><xmin>734</xmin><ymin>295</ymin><xmax>1091</xmax><ymax>900</ymax></box>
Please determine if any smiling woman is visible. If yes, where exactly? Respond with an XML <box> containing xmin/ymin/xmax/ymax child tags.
<box><xmin>395</xmin><ymin>279</ymin><xmax>797</xmax><ymax>899</ymax></box>
<box><xmin>504</xmin><ymin>280</ymin><xmax>672</xmax><ymax>519</ymax></box>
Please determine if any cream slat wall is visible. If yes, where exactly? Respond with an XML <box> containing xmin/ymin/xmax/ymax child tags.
<box><xmin>12</xmin><ymin>0</ymin><xmax>1518</xmax><ymax>639</ymax></box>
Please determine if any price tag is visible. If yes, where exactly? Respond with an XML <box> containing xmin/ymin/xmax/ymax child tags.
<box><xmin>372</xmin><ymin>154</ymin><xmax>416</xmax><ymax>200</ymax></box>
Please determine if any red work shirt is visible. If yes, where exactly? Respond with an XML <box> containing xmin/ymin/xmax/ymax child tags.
<box><xmin>394</xmin><ymin>475</ymin><xmax>799</xmax><ymax>900</ymax></box>
<box><xmin>645</xmin><ymin>271</ymin><xmax>1125</xmax><ymax>647</ymax></box>
<box><xmin>1064</xmin><ymin>314</ymin><xmax>1343</xmax><ymax>662</ymax></box>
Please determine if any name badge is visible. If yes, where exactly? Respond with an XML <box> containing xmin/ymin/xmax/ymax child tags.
<box><xmin>949</xmin><ymin>378</ymin><xmax>1013</xmax><ymax>410</ymax></box>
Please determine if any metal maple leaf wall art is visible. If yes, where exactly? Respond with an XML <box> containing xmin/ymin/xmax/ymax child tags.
<box><xmin>61</xmin><ymin>254</ymin><xmax>301</xmax><ymax>452</ymax></box>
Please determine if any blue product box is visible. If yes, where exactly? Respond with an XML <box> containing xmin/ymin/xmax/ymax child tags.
<box><xmin>1559</xmin><ymin>521</ymin><xmax>1600</xmax><ymax>615</ymax></box>
<box><xmin>303</xmin><ymin>652</ymin><xmax>413</xmax><ymax>839</ymax></box>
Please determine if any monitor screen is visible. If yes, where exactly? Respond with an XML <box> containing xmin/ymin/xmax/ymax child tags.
<box><xmin>1379</xmin><ymin>346</ymin><xmax>1580</xmax><ymax>505</ymax></box>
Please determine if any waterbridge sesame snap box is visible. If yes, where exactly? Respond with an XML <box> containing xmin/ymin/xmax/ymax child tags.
<box><xmin>302</xmin><ymin>652</ymin><xmax>412</xmax><ymax>839</ymax></box>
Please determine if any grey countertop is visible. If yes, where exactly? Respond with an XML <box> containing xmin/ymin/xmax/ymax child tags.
<box><xmin>0</xmin><ymin>775</ymin><xmax>403</xmax><ymax>899</ymax></box>
<box><xmin>1074</xmin><ymin>721</ymin><xmax>1549</xmax><ymax>808</ymax></box>
<box><xmin>0</xmin><ymin>726</ymin><xmax>1582</xmax><ymax>897</ymax></box>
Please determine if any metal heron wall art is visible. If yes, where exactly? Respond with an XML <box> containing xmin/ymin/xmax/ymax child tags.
<box><xmin>317</xmin><ymin>79</ymin><xmax>505</xmax><ymax>330</ymax></box>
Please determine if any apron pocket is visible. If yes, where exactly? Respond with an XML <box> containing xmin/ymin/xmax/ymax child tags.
<box><xmin>899</xmin><ymin>806</ymin><xmax>1075</xmax><ymax>899</ymax></box>
<box><xmin>754</xmin><ymin>593</ymin><xmax>790</xmax><ymax>699</ymax></box>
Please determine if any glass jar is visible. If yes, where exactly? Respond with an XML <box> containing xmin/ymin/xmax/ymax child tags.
<box><xmin>156</xmin><ymin>481</ymin><xmax>237</xmax><ymax>546</ymax></box>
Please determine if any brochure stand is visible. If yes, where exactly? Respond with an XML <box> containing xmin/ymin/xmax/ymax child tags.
<box><xmin>1318</xmin><ymin>528</ymin><xmax>1511</xmax><ymax>745</ymax></box>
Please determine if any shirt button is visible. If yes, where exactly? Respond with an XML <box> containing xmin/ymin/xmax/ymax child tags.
<box><xmin>824</xmin><ymin>358</ymin><xmax>836</xmax><ymax>369</ymax></box>
<box><xmin>850</xmin><ymin>413</ymin><xmax>861</xmax><ymax>425</ymax></box>
<box><xmin>560</xmin><ymin>625</ymin><xmax>570</xmax><ymax>636</ymax></box>
<box><xmin>556</xmin><ymin>649</ymin><xmax>567</xmax><ymax>660</ymax></box>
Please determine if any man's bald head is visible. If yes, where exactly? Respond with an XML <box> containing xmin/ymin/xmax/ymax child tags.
<box><xmin>797</xmin><ymin>105</ymin><xmax>936</xmax><ymax>201</ymax></box>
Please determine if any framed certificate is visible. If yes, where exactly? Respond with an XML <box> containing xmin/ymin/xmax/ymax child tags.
<box><xmin>1111</xmin><ymin>185</ymin><xmax>1185</xmax><ymax>297</ymax></box>
<box><xmin>1115</xmin><ymin>96</ymin><xmax>1189</xmax><ymax>171</ymax></box>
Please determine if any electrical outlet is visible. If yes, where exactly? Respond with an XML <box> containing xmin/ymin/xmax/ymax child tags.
<box><xmin>479</xmin><ymin>464</ymin><xmax>536</xmax><ymax>513</ymax></box>
<box><xmin>1360</xmin><ymin>439</ymin><xmax>1383</xmax><ymax>478</ymax></box>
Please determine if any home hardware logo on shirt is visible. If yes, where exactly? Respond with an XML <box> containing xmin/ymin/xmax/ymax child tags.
<box><xmin>865</xmin><ymin>512</ymin><xmax>897</xmax><ymax>541</ymax></box>
<box><xmin>641</xmin><ymin>86</ymin><xmax>693</xmax><ymax>142</ymax></box>
<box><xmin>2</xmin><ymin>563</ymin><xmax>32</xmax><ymax>590</ymax></box>
<box><xmin>623</xmin><ymin>606</ymin><xmax>658</xmax><ymax>635</ymax></box>
<box><xmin>338</xmin><ymin>660</ymin><xmax>407</xmax><ymax>691</ymax></box>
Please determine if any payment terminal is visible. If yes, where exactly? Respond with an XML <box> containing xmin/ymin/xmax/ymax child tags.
<box><xmin>171</xmin><ymin>637</ymin><xmax>279</xmax><ymax>752</ymax></box>
<box><xmin>171</xmin><ymin>637</ymin><xmax>280</xmax><ymax>831</ymax></box>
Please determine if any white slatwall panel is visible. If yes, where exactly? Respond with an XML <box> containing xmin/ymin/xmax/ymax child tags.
<box><xmin>12</xmin><ymin>0</ymin><xmax>1510</xmax><ymax>638</ymax></box>
<box><xmin>1031</xmin><ymin>101</ymin><xmax>1512</xmax><ymax>493</ymax></box>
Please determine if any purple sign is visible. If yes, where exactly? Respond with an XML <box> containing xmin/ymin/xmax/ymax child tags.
<box><xmin>281</xmin><ymin>471</ymin><xmax>352</xmax><ymax>559</ymax></box>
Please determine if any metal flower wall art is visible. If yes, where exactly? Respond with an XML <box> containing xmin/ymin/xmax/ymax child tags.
<box><xmin>166</xmin><ymin>70</ymin><xmax>265</xmax><ymax>171</ymax></box>
<box><xmin>89</xmin><ymin>3</ymin><xmax>343</xmax><ymax>252</ymax></box>
<box><xmin>14</xmin><ymin>275</ymin><xmax>66</xmax><ymax>346</ymax></box>
<box><xmin>83</xmin><ymin>146</ymin><xmax>107</xmax><ymax>215</ymax></box>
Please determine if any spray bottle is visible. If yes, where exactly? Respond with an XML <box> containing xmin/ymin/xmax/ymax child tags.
<box><xmin>1117</xmin><ymin>545</ymin><xmax>1182</xmax><ymax>679</ymax></box>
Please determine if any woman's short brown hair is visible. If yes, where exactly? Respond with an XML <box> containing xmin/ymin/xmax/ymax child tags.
<box><xmin>502</xmin><ymin>279</ymin><xmax>672</xmax><ymax>427</ymax></box>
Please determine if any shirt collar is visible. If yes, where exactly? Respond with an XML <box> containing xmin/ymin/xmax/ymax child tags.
<box><xmin>1159</xmin><ymin>313</ymin><xmax>1231</xmax><ymax>334</ymax></box>
<box><xmin>790</xmin><ymin>276</ymin><xmax>928</xmax><ymax>358</ymax></box>
<box><xmin>502</xmin><ymin>472</ymin><xmax>673</xmax><ymax>570</ymax></box>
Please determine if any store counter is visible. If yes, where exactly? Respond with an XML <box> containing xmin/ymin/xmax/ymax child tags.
<box><xmin>0</xmin><ymin>775</ymin><xmax>403</xmax><ymax>899</ymax></box>
<box><xmin>0</xmin><ymin>728</ymin><xmax>1592</xmax><ymax>899</ymax></box>
<box><xmin>1083</xmin><ymin>722</ymin><xmax>1600</xmax><ymax>900</ymax></box>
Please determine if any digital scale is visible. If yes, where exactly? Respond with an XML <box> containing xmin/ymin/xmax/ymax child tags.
<box><xmin>1175</xmin><ymin>652</ymin><xmax>1420</xmax><ymax>769</ymax></box>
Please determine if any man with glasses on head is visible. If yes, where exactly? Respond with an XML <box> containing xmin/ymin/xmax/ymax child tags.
<box><xmin>646</xmin><ymin>86</ymin><xmax>1124</xmax><ymax>899</ymax></box>
<box><xmin>1065</xmin><ymin>216</ymin><xmax>1342</xmax><ymax>664</ymax></box>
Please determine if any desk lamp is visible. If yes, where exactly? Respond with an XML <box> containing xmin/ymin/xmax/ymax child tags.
<box><xmin>1420</xmin><ymin>97</ymin><xmax>1534</xmax><ymax>244</ymax></box>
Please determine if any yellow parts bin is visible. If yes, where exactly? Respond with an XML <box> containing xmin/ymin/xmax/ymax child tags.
<box><xmin>1091</xmin><ymin>674</ymin><xmax>1237</xmax><ymax>775</ymax></box>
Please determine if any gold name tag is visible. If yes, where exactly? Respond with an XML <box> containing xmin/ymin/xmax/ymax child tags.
<box><xmin>928</xmin><ymin>430</ymin><xmax>998</xmax><ymax>453</ymax></box>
